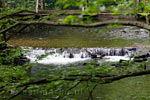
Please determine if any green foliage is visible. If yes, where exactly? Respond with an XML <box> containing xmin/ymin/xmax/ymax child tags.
<box><xmin>0</xmin><ymin>48</ymin><xmax>27</xmax><ymax>65</ymax></box>
<box><xmin>42</xmin><ymin>11</ymin><xmax>67</xmax><ymax>20</ymax></box>
<box><xmin>1</xmin><ymin>0</ymin><xmax>150</xmax><ymax>99</ymax></box>
<box><xmin>56</xmin><ymin>0</ymin><xmax>79</xmax><ymax>9</ymax></box>
<box><xmin>36</xmin><ymin>51</ymin><xmax>55</xmax><ymax>60</ymax></box>
<box><xmin>5</xmin><ymin>0</ymin><xmax>35</xmax><ymax>10</ymax></box>
<box><xmin>0</xmin><ymin>34</ymin><xmax>4</xmax><ymax>44</ymax></box>
<box><xmin>0</xmin><ymin>46</ymin><xmax>148</xmax><ymax>100</ymax></box>
<box><xmin>107</xmin><ymin>24</ymin><xmax>123</xmax><ymax>28</ymax></box>
<box><xmin>42</xmin><ymin>14</ymin><xmax>58</xmax><ymax>20</ymax></box>
<box><xmin>58</xmin><ymin>15</ymin><xmax>79</xmax><ymax>24</ymax></box>
<box><xmin>134</xmin><ymin>96</ymin><xmax>150</xmax><ymax>100</ymax></box>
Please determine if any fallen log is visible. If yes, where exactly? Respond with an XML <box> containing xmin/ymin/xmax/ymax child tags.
<box><xmin>19</xmin><ymin>20</ymin><xmax>150</xmax><ymax>29</ymax></box>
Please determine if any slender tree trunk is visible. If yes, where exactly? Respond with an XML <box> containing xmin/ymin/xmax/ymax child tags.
<box><xmin>0</xmin><ymin>0</ymin><xmax>5</xmax><ymax>12</ymax></box>
<box><xmin>0</xmin><ymin>0</ymin><xmax>5</xmax><ymax>8</ymax></box>
<box><xmin>86</xmin><ymin>0</ymin><xmax>89</xmax><ymax>8</ymax></box>
<box><xmin>35</xmin><ymin>0</ymin><xmax>39</xmax><ymax>13</ymax></box>
<box><xmin>2</xmin><ymin>0</ymin><xmax>5</xmax><ymax>8</ymax></box>
<box><xmin>41</xmin><ymin>0</ymin><xmax>45</xmax><ymax>10</ymax></box>
<box><xmin>143</xmin><ymin>0</ymin><xmax>146</xmax><ymax>5</ymax></box>
<box><xmin>146</xmin><ymin>15</ymin><xmax>149</xmax><ymax>25</ymax></box>
<box><xmin>134</xmin><ymin>0</ymin><xmax>140</xmax><ymax>7</ymax></box>
<box><xmin>82</xmin><ymin>0</ymin><xmax>89</xmax><ymax>11</ymax></box>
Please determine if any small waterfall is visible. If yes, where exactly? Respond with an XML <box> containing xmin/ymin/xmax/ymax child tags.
<box><xmin>22</xmin><ymin>47</ymin><xmax>136</xmax><ymax>65</ymax></box>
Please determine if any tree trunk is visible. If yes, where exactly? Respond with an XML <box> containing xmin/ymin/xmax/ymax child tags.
<box><xmin>41</xmin><ymin>0</ymin><xmax>45</xmax><ymax>10</ymax></box>
<box><xmin>134</xmin><ymin>0</ymin><xmax>139</xmax><ymax>8</ymax></box>
<box><xmin>86</xmin><ymin>0</ymin><xmax>89</xmax><ymax>8</ymax></box>
<box><xmin>35</xmin><ymin>0</ymin><xmax>39</xmax><ymax>13</ymax></box>
<box><xmin>82</xmin><ymin>0</ymin><xmax>89</xmax><ymax>11</ymax></box>
<box><xmin>0</xmin><ymin>0</ymin><xmax>5</xmax><ymax>8</ymax></box>
<box><xmin>0</xmin><ymin>0</ymin><xmax>5</xmax><ymax>12</ymax></box>
<box><xmin>143</xmin><ymin>0</ymin><xmax>146</xmax><ymax>5</ymax></box>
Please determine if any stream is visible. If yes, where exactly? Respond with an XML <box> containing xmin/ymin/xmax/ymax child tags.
<box><xmin>9</xmin><ymin>25</ymin><xmax>150</xmax><ymax>100</ymax></box>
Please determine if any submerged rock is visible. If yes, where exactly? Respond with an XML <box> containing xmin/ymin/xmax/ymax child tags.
<box><xmin>14</xmin><ymin>56</ymin><xmax>30</xmax><ymax>66</ymax></box>
<box><xmin>69</xmin><ymin>53</ymin><xmax>74</xmax><ymax>58</ymax></box>
<box><xmin>133</xmin><ymin>53</ymin><xmax>150</xmax><ymax>63</ymax></box>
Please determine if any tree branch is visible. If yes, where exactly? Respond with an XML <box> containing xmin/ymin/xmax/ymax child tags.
<box><xmin>103</xmin><ymin>69</ymin><xmax>150</xmax><ymax>83</ymax></box>
<box><xmin>7</xmin><ymin>25</ymin><xmax>29</xmax><ymax>41</ymax></box>
<box><xmin>0</xmin><ymin>10</ymin><xmax>36</xmax><ymax>20</ymax></box>
<box><xmin>57</xmin><ymin>81</ymin><xmax>81</xmax><ymax>100</ymax></box>
<box><xmin>7</xmin><ymin>86</ymin><xmax>28</xmax><ymax>100</ymax></box>
<box><xmin>69</xmin><ymin>74</ymin><xmax>115</xmax><ymax>78</ymax></box>
<box><xmin>1</xmin><ymin>69</ymin><xmax>149</xmax><ymax>99</ymax></box>
<box><xmin>0</xmin><ymin>22</ymin><xmax>20</xmax><ymax>41</ymax></box>
<box><xmin>87</xmin><ymin>84</ymin><xmax>98</xmax><ymax>100</ymax></box>
<box><xmin>0</xmin><ymin>22</ymin><xmax>20</xmax><ymax>34</ymax></box>
<box><xmin>17</xmin><ymin>77</ymin><xmax>90</xmax><ymax>88</ymax></box>
<box><xmin>16</xmin><ymin>69</ymin><xmax>150</xmax><ymax>88</ymax></box>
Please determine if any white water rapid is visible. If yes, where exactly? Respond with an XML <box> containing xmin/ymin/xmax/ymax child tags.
<box><xmin>22</xmin><ymin>47</ymin><xmax>136</xmax><ymax>65</ymax></box>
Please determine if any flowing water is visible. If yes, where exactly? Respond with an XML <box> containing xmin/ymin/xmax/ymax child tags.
<box><xmin>9</xmin><ymin>25</ymin><xmax>150</xmax><ymax>100</ymax></box>
<box><xmin>23</xmin><ymin>47</ymin><xmax>136</xmax><ymax>65</ymax></box>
